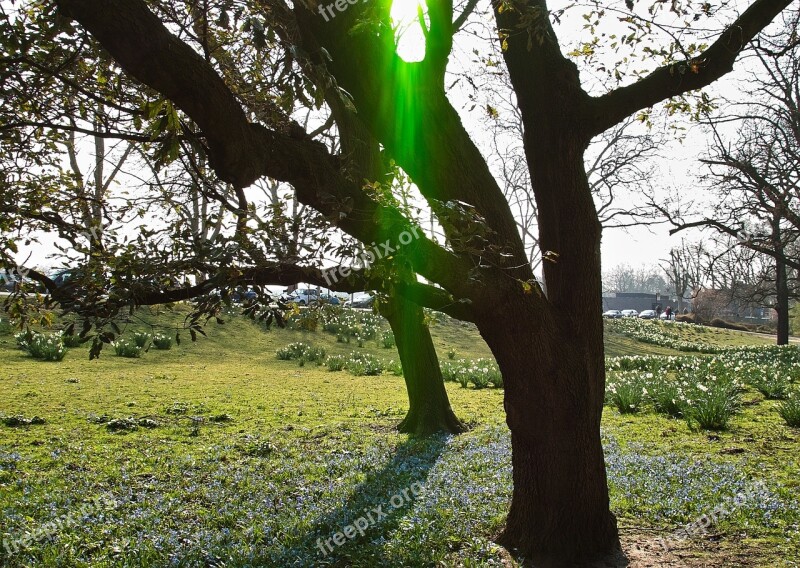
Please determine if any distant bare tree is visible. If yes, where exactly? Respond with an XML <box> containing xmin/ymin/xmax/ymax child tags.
<box><xmin>603</xmin><ymin>263</ymin><xmax>668</xmax><ymax>294</ymax></box>
<box><xmin>664</xmin><ymin>13</ymin><xmax>800</xmax><ymax>344</ymax></box>
<box><xmin>588</xmin><ymin>116</ymin><xmax>663</xmax><ymax>229</ymax></box>
<box><xmin>702</xmin><ymin>234</ymin><xmax>799</xmax><ymax>323</ymax></box>
<box><xmin>64</xmin><ymin>106</ymin><xmax>133</xmax><ymax>257</ymax></box>
<box><xmin>662</xmin><ymin>239</ymin><xmax>709</xmax><ymax>312</ymax></box>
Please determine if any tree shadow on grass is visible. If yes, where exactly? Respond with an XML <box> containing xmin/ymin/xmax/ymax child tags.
<box><xmin>266</xmin><ymin>433</ymin><xmax>449</xmax><ymax>567</ymax></box>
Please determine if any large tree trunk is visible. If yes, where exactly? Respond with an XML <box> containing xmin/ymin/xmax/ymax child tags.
<box><xmin>380</xmin><ymin>296</ymin><xmax>467</xmax><ymax>436</ymax></box>
<box><xmin>482</xmin><ymin>313</ymin><xmax>619</xmax><ymax>565</ymax></box>
<box><xmin>478</xmin><ymin>102</ymin><xmax>620</xmax><ymax>563</ymax></box>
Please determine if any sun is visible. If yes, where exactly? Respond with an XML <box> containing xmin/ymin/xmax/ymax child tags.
<box><xmin>390</xmin><ymin>0</ymin><xmax>428</xmax><ymax>62</ymax></box>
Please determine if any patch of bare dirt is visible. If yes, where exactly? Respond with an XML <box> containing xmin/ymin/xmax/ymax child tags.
<box><xmin>498</xmin><ymin>532</ymin><xmax>770</xmax><ymax>567</ymax></box>
<box><xmin>614</xmin><ymin>532</ymin><xmax>766</xmax><ymax>568</ymax></box>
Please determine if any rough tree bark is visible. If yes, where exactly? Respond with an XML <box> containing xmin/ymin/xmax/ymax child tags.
<box><xmin>482</xmin><ymin>153</ymin><xmax>618</xmax><ymax>564</ymax></box>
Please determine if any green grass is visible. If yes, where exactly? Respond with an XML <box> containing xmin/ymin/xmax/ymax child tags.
<box><xmin>0</xmin><ymin>308</ymin><xmax>797</xmax><ymax>567</ymax></box>
<box><xmin>604</xmin><ymin>332</ymin><xmax>684</xmax><ymax>357</ymax></box>
<box><xmin>606</xmin><ymin>317</ymin><xmax>777</xmax><ymax>353</ymax></box>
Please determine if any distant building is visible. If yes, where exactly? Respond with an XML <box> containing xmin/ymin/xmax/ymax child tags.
<box><xmin>602</xmin><ymin>291</ymin><xmax>691</xmax><ymax>313</ymax></box>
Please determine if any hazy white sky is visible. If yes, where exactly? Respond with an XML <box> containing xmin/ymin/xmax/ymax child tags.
<box><xmin>599</xmin><ymin>122</ymin><xmax>712</xmax><ymax>269</ymax></box>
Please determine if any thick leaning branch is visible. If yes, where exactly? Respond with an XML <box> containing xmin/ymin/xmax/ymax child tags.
<box><xmin>21</xmin><ymin>262</ymin><xmax>475</xmax><ymax>322</ymax></box>
<box><xmin>55</xmin><ymin>0</ymin><xmax>472</xmax><ymax>301</ymax></box>
<box><xmin>247</xmin><ymin>268</ymin><xmax>474</xmax><ymax>322</ymax></box>
<box><xmin>56</xmin><ymin>0</ymin><xmax>265</xmax><ymax>188</ymax></box>
<box><xmin>586</xmin><ymin>0</ymin><xmax>794</xmax><ymax>136</ymax></box>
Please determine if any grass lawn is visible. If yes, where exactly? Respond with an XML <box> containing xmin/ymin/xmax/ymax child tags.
<box><xmin>0</xmin><ymin>308</ymin><xmax>798</xmax><ymax>567</ymax></box>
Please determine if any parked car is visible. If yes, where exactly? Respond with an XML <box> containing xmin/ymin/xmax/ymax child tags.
<box><xmin>620</xmin><ymin>309</ymin><xmax>639</xmax><ymax>317</ymax></box>
<box><xmin>231</xmin><ymin>286</ymin><xmax>257</xmax><ymax>303</ymax></box>
<box><xmin>50</xmin><ymin>269</ymin><xmax>76</xmax><ymax>288</ymax></box>
<box><xmin>47</xmin><ymin>268</ymin><xmax>96</xmax><ymax>295</ymax></box>
<box><xmin>345</xmin><ymin>293</ymin><xmax>374</xmax><ymax>309</ymax></box>
<box><xmin>286</xmin><ymin>288</ymin><xmax>320</xmax><ymax>305</ymax></box>
<box><xmin>1</xmin><ymin>272</ymin><xmax>21</xmax><ymax>292</ymax></box>
<box><xmin>639</xmin><ymin>309</ymin><xmax>657</xmax><ymax>319</ymax></box>
<box><xmin>319</xmin><ymin>292</ymin><xmax>340</xmax><ymax>305</ymax></box>
<box><xmin>45</xmin><ymin>268</ymin><xmax>111</xmax><ymax>301</ymax></box>
<box><xmin>602</xmin><ymin>310</ymin><xmax>622</xmax><ymax>319</ymax></box>
<box><xmin>256</xmin><ymin>286</ymin><xmax>288</xmax><ymax>303</ymax></box>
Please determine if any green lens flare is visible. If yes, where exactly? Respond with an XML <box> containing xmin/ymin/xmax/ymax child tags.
<box><xmin>390</xmin><ymin>0</ymin><xmax>427</xmax><ymax>62</ymax></box>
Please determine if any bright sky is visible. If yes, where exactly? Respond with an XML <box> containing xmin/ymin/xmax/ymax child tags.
<box><xmin>599</xmin><ymin>123</ymin><xmax>709</xmax><ymax>269</ymax></box>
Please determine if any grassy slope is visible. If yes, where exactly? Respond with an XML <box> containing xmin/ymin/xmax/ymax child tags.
<box><xmin>603</xmin><ymin>317</ymin><xmax>776</xmax><ymax>353</ymax></box>
<box><xmin>0</xmin><ymin>310</ymin><xmax>797</xmax><ymax>567</ymax></box>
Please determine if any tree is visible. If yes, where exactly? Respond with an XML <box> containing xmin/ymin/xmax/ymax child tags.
<box><xmin>697</xmin><ymin>234</ymin><xmax>799</xmax><ymax>324</ymax></box>
<box><xmin>63</xmin><ymin>110</ymin><xmax>133</xmax><ymax>258</ymax></box>
<box><xmin>663</xmin><ymin>239</ymin><xmax>709</xmax><ymax>312</ymax></box>
<box><xmin>664</xmin><ymin>12</ymin><xmax>800</xmax><ymax>344</ymax></box>
<box><xmin>319</xmin><ymin>65</ymin><xmax>469</xmax><ymax>435</ymax></box>
<box><xmin>603</xmin><ymin>263</ymin><xmax>668</xmax><ymax>294</ymax></box>
<box><xmin>4</xmin><ymin>0</ymin><xmax>793</xmax><ymax>563</ymax></box>
<box><xmin>0</xmin><ymin>0</ymin><xmax>467</xmax><ymax>438</ymax></box>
